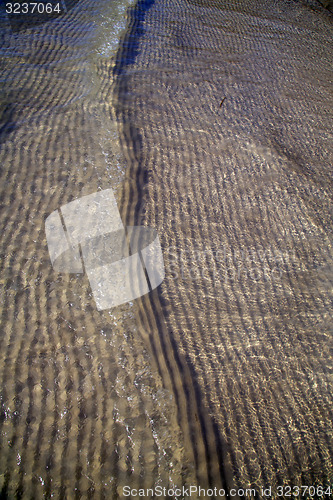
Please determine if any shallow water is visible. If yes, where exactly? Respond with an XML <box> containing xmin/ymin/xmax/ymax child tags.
<box><xmin>0</xmin><ymin>0</ymin><xmax>333</xmax><ymax>498</ymax></box>
<box><xmin>114</xmin><ymin>0</ymin><xmax>333</xmax><ymax>495</ymax></box>
<box><xmin>0</xmin><ymin>0</ymin><xmax>194</xmax><ymax>497</ymax></box>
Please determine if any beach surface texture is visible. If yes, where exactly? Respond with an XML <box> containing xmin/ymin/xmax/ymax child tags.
<box><xmin>0</xmin><ymin>0</ymin><xmax>332</xmax><ymax>497</ymax></box>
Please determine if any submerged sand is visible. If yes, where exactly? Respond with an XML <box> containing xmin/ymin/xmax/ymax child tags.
<box><xmin>0</xmin><ymin>0</ymin><xmax>332</xmax><ymax>497</ymax></box>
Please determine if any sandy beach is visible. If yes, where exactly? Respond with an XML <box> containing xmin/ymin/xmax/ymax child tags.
<box><xmin>0</xmin><ymin>0</ymin><xmax>332</xmax><ymax>497</ymax></box>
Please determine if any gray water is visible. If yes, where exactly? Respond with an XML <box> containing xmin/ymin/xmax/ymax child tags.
<box><xmin>0</xmin><ymin>0</ymin><xmax>332</xmax><ymax>498</ymax></box>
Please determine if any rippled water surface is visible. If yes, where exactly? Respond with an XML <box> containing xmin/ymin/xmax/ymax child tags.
<box><xmin>0</xmin><ymin>0</ymin><xmax>332</xmax><ymax>498</ymax></box>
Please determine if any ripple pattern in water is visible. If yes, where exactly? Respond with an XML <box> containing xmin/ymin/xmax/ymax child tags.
<box><xmin>114</xmin><ymin>0</ymin><xmax>333</xmax><ymax>495</ymax></box>
<box><xmin>0</xmin><ymin>0</ymin><xmax>196</xmax><ymax>497</ymax></box>
<box><xmin>0</xmin><ymin>0</ymin><xmax>332</xmax><ymax>497</ymax></box>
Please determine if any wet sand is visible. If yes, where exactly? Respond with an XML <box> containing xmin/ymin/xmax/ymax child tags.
<box><xmin>0</xmin><ymin>0</ymin><xmax>194</xmax><ymax>497</ymax></box>
<box><xmin>0</xmin><ymin>0</ymin><xmax>332</xmax><ymax>498</ymax></box>
<box><xmin>114</xmin><ymin>0</ymin><xmax>333</xmax><ymax>495</ymax></box>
